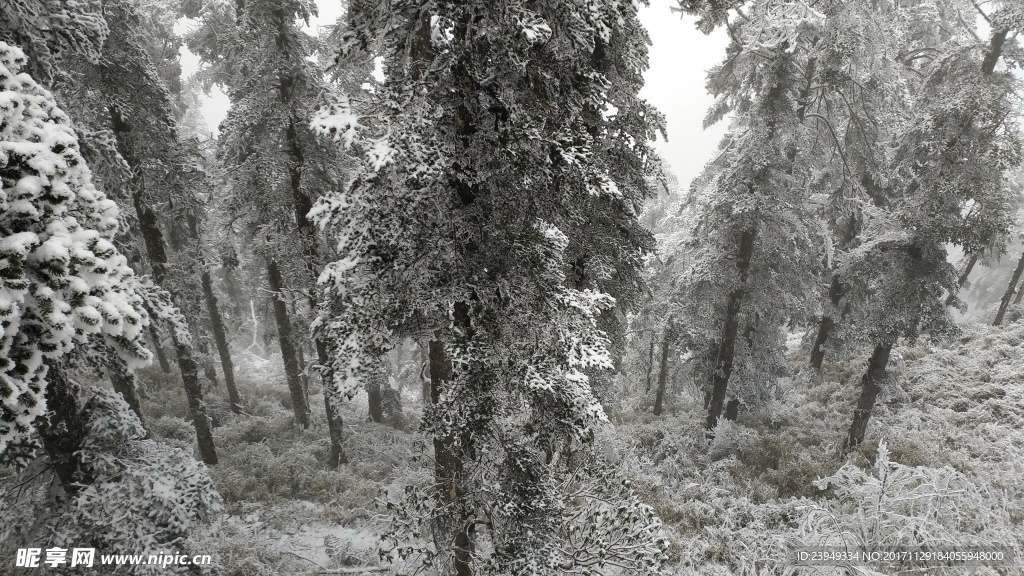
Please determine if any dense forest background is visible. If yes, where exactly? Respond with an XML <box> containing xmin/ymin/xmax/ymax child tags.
<box><xmin>2</xmin><ymin>0</ymin><xmax>1024</xmax><ymax>574</ymax></box>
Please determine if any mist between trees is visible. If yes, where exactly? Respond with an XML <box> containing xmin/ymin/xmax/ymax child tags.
<box><xmin>2</xmin><ymin>0</ymin><xmax>1024</xmax><ymax>574</ymax></box>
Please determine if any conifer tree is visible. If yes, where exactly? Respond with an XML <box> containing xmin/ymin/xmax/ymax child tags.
<box><xmin>675</xmin><ymin>0</ymin><xmax>833</xmax><ymax>431</ymax></box>
<box><xmin>314</xmin><ymin>1</ymin><xmax>668</xmax><ymax>572</ymax></box>
<box><xmin>0</xmin><ymin>49</ymin><xmax>221</xmax><ymax>567</ymax></box>
<box><xmin>1</xmin><ymin>0</ymin><xmax>243</xmax><ymax>459</ymax></box>
<box><xmin>0</xmin><ymin>40</ymin><xmax>151</xmax><ymax>471</ymax></box>
<box><xmin>187</xmin><ymin>0</ymin><xmax>352</xmax><ymax>459</ymax></box>
<box><xmin>841</xmin><ymin>7</ymin><xmax>1021</xmax><ymax>447</ymax></box>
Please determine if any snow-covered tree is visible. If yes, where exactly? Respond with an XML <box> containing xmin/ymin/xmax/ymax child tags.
<box><xmin>0</xmin><ymin>0</ymin><xmax>108</xmax><ymax>83</ymax></box>
<box><xmin>1</xmin><ymin>0</ymin><xmax>244</xmax><ymax>462</ymax></box>
<box><xmin>186</xmin><ymin>0</ymin><xmax>353</xmax><ymax>463</ymax></box>
<box><xmin>97</xmin><ymin>0</ymin><xmax>233</xmax><ymax>463</ymax></box>
<box><xmin>839</xmin><ymin>2</ymin><xmax>1022</xmax><ymax>447</ymax></box>
<box><xmin>674</xmin><ymin>0</ymin><xmax>834</xmax><ymax>430</ymax></box>
<box><xmin>672</xmin><ymin>0</ymin><xmax>1021</xmax><ymax>448</ymax></box>
<box><xmin>313</xmin><ymin>1</ymin><xmax>668</xmax><ymax>573</ymax></box>
<box><xmin>0</xmin><ymin>45</ymin><xmax>221</xmax><ymax>570</ymax></box>
<box><xmin>0</xmin><ymin>40</ymin><xmax>150</xmax><ymax>469</ymax></box>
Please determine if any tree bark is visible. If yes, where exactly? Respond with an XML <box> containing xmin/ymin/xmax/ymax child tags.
<box><xmin>112</xmin><ymin>107</ymin><xmax>217</xmax><ymax>465</ymax></box>
<box><xmin>653</xmin><ymin>329</ymin><xmax>671</xmax><ymax>416</ymax></box>
<box><xmin>202</xmin><ymin>270</ymin><xmax>242</xmax><ymax>413</ymax></box>
<box><xmin>294</xmin><ymin>335</ymin><xmax>310</xmax><ymax>404</ymax></box>
<box><xmin>220</xmin><ymin>253</ymin><xmax>246</xmax><ymax>322</ymax></box>
<box><xmin>38</xmin><ymin>360</ymin><xmax>93</xmax><ymax>498</ymax></box>
<box><xmin>176</xmin><ymin>335</ymin><xmax>219</xmax><ymax>463</ymax></box>
<box><xmin>429</xmin><ymin>334</ymin><xmax>473</xmax><ymax>576</ymax></box>
<box><xmin>109</xmin><ymin>362</ymin><xmax>147</xmax><ymax>431</ymax></box>
<box><xmin>420</xmin><ymin>343</ymin><xmax>431</xmax><ymax>405</ymax></box>
<box><xmin>196</xmin><ymin>335</ymin><xmax>220</xmax><ymax>388</ymax></box>
<box><xmin>845</xmin><ymin>343</ymin><xmax>892</xmax><ymax>450</ymax></box>
<box><xmin>267</xmin><ymin>259</ymin><xmax>311</xmax><ymax>427</ymax></box>
<box><xmin>945</xmin><ymin>253</ymin><xmax>978</xmax><ymax>306</ymax></box>
<box><xmin>982</xmin><ymin>29</ymin><xmax>1009</xmax><ymax>75</ymax></box>
<box><xmin>315</xmin><ymin>338</ymin><xmax>348</xmax><ymax>468</ymax></box>
<box><xmin>149</xmin><ymin>324</ymin><xmax>172</xmax><ymax>373</ymax></box>
<box><xmin>809</xmin><ymin>275</ymin><xmax>845</xmax><ymax>370</ymax></box>
<box><xmin>993</xmin><ymin>251</ymin><xmax>1024</xmax><ymax>326</ymax></box>
<box><xmin>367</xmin><ymin>358</ymin><xmax>384</xmax><ymax>423</ymax></box>
<box><xmin>392</xmin><ymin>341</ymin><xmax>407</xmax><ymax>396</ymax></box>
<box><xmin>643</xmin><ymin>336</ymin><xmax>655</xmax><ymax>394</ymax></box>
<box><xmin>724</xmin><ymin>399</ymin><xmax>740</xmax><ymax>421</ymax></box>
<box><xmin>706</xmin><ymin>228</ymin><xmax>756</xmax><ymax>431</ymax></box>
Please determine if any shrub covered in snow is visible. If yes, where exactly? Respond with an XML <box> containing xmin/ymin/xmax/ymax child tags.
<box><xmin>0</xmin><ymin>387</ymin><xmax>221</xmax><ymax>574</ymax></box>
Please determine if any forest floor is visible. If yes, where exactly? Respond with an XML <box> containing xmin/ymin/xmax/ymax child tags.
<box><xmin>111</xmin><ymin>317</ymin><xmax>1024</xmax><ymax>574</ymax></box>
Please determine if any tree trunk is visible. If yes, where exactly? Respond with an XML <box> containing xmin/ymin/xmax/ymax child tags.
<box><xmin>653</xmin><ymin>330</ymin><xmax>671</xmax><ymax>416</ymax></box>
<box><xmin>643</xmin><ymin>336</ymin><xmax>655</xmax><ymax>393</ymax></box>
<box><xmin>809</xmin><ymin>275</ymin><xmax>845</xmax><ymax>370</ymax></box>
<box><xmin>982</xmin><ymin>29</ymin><xmax>1009</xmax><ymax>75</ymax></box>
<box><xmin>724</xmin><ymin>399</ymin><xmax>740</xmax><ymax>421</ymax></box>
<box><xmin>195</xmin><ymin>336</ymin><xmax>220</xmax><ymax>388</ymax></box>
<box><xmin>845</xmin><ymin>343</ymin><xmax>892</xmax><ymax>450</ymax></box>
<box><xmin>112</xmin><ymin>106</ymin><xmax>217</xmax><ymax>465</ymax></box>
<box><xmin>270</xmin><ymin>6</ymin><xmax>350</xmax><ymax>460</ymax></box>
<box><xmin>267</xmin><ymin>259</ymin><xmax>311</xmax><ymax>427</ymax></box>
<box><xmin>706</xmin><ymin>228</ymin><xmax>756</xmax><ymax>432</ymax></box>
<box><xmin>945</xmin><ymin>253</ymin><xmax>978</xmax><ymax>306</ymax></box>
<box><xmin>150</xmin><ymin>325</ymin><xmax>172</xmax><ymax>373</ymax></box>
<box><xmin>315</xmin><ymin>339</ymin><xmax>348</xmax><ymax>468</ymax></box>
<box><xmin>429</xmin><ymin>335</ymin><xmax>473</xmax><ymax>576</ymax></box>
<box><xmin>202</xmin><ymin>270</ymin><xmax>242</xmax><ymax>413</ymax></box>
<box><xmin>420</xmin><ymin>344</ymin><xmax>431</xmax><ymax>405</ymax></box>
<box><xmin>220</xmin><ymin>256</ymin><xmax>246</xmax><ymax>322</ymax></box>
<box><xmin>993</xmin><ymin>251</ymin><xmax>1024</xmax><ymax>326</ymax></box>
<box><xmin>109</xmin><ymin>362</ymin><xmax>147</xmax><ymax>431</ymax></box>
<box><xmin>175</xmin><ymin>334</ymin><xmax>219</xmax><ymax>463</ymax></box>
<box><xmin>131</xmin><ymin>184</ymin><xmax>217</xmax><ymax>466</ymax></box>
<box><xmin>393</xmin><ymin>341</ymin><xmax>407</xmax><ymax>396</ymax></box>
<box><xmin>367</xmin><ymin>357</ymin><xmax>384</xmax><ymax>423</ymax></box>
<box><xmin>295</xmin><ymin>338</ymin><xmax>310</xmax><ymax>404</ymax></box>
<box><xmin>38</xmin><ymin>360</ymin><xmax>93</xmax><ymax>498</ymax></box>
<box><xmin>1014</xmin><ymin>282</ymin><xmax>1024</xmax><ymax>306</ymax></box>
<box><xmin>315</xmin><ymin>331</ymin><xmax>346</xmax><ymax>466</ymax></box>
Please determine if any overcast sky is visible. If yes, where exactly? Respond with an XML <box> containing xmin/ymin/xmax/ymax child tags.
<box><xmin>183</xmin><ymin>0</ymin><xmax>729</xmax><ymax>191</ymax></box>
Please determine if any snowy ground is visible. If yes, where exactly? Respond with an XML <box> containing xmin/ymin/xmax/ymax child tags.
<box><xmin>25</xmin><ymin>316</ymin><xmax>1021</xmax><ymax>575</ymax></box>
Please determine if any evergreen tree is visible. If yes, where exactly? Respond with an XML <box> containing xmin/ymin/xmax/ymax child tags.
<box><xmin>0</xmin><ymin>44</ymin><xmax>221</xmax><ymax>567</ymax></box>
<box><xmin>675</xmin><ymin>0</ymin><xmax>831</xmax><ymax>431</ymax></box>
<box><xmin>0</xmin><ymin>40</ymin><xmax>150</xmax><ymax>469</ymax></box>
<box><xmin>840</xmin><ymin>4</ymin><xmax>1021</xmax><ymax>447</ymax></box>
<box><xmin>187</xmin><ymin>0</ymin><xmax>352</xmax><ymax>460</ymax></box>
<box><xmin>314</xmin><ymin>1</ymin><xmax>668</xmax><ymax>572</ymax></box>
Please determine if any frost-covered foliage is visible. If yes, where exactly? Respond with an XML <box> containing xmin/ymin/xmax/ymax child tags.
<box><xmin>0</xmin><ymin>42</ymin><xmax>151</xmax><ymax>466</ymax></box>
<box><xmin>825</xmin><ymin>0</ymin><xmax>1021</xmax><ymax>348</ymax></box>
<box><xmin>0</xmin><ymin>387</ymin><xmax>221</xmax><ymax>575</ymax></box>
<box><xmin>313</xmin><ymin>0</ymin><xmax>667</xmax><ymax>572</ymax></box>
<box><xmin>669</xmin><ymin>0</ymin><xmax>1023</xmax><ymax>435</ymax></box>
<box><xmin>382</xmin><ymin>448</ymin><xmax>670</xmax><ymax>576</ymax></box>
<box><xmin>0</xmin><ymin>0</ymin><xmax>108</xmax><ymax>81</ymax></box>
<box><xmin>608</xmin><ymin>318</ymin><xmax>1024</xmax><ymax>575</ymax></box>
<box><xmin>804</xmin><ymin>439</ymin><xmax>1017</xmax><ymax>568</ymax></box>
<box><xmin>186</xmin><ymin>0</ymin><xmax>347</xmax><ymax>272</ymax></box>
